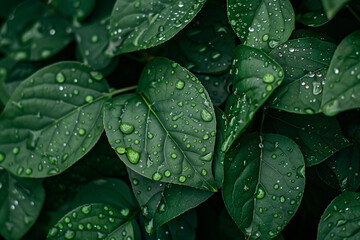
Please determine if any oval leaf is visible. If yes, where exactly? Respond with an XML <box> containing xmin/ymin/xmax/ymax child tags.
<box><xmin>317</xmin><ymin>192</ymin><xmax>360</xmax><ymax>240</ymax></box>
<box><xmin>47</xmin><ymin>203</ymin><xmax>136</xmax><ymax>239</ymax></box>
<box><xmin>128</xmin><ymin>169</ymin><xmax>212</xmax><ymax>234</ymax></box>
<box><xmin>106</xmin><ymin>0</ymin><xmax>206</xmax><ymax>55</ymax></box>
<box><xmin>104</xmin><ymin>58</ymin><xmax>217</xmax><ymax>191</ymax></box>
<box><xmin>0</xmin><ymin>169</ymin><xmax>45</xmax><ymax>240</ymax></box>
<box><xmin>321</xmin><ymin>30</ymin><xmax>360</xmax><ymax>116</ymax></box>
<box><xmin>0</xmin><ymin>62</ymin><xmax>109</xmax><ymax>177</ymax></box>
<box><xmin>269</xmin><ymin>38</ymin><xmax>336</xmax><ymax>114</ymax></box>
<box><xmin>221</xmin><ymin>45</ymin><xmax>284</xmax><ymax>152</ymax></box>
<box><xmin>227</xmin><ymin>0</ymin><xmax>295</xmax><ymax>52</ymax></box>
<box><xmin>222</xmin><ymin>133</ymin><xmax>305</xmax><ymax>239</ymax></box>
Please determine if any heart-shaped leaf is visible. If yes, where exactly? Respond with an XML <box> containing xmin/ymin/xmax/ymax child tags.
<box><xmin>227</xmin><ymin>0</ymin><xmax>295</xmax><ymax>52</ymax></box>
<box><xmin>264</xmin><ymin>110</ymin><xmax>350</xmax><ymax>166</ymax></box>
<box><xmin>0</xmin><ymin>169</ymin><xmax>45</xmax><ymax>240</ymax></box>
<box><xmin>104</xmin><ymin>58</ymin><xmax>217</xmax><ymax>191</ymax></box>
<box><xmin>222</xmin><ymin>133</ymin><xmax>305</xmax><ymax>239</ymax></box>
<box><xmin>317</xmin><ymin>191</ymin><xmax>360</xmax><ymax>240</ymax></box>
<box><xmin>268</xmin><ymin>38</ymin><xmax>336</xmax><ymax>114</ymax></box>
<box><xmin>128</xmin><ymin>169</ymin><xmax>212</xmax><ymax>233</ymax></box>
<box><xmin>47</xmin><ymin>203</ymin><xmax>137</xmax><ymax>239</ymax></box>
<box><xmin>0</xmin><ymin>0</ymin><xmax>73</xmax><ymax>61</ymax></box>
<box><xmin>321</xmin><ymin>30</ymin><xmax>360</xmax><ymax>116</ymax></box>
<box><xmin>0</xmin><ymin>62</ymin><xmax>109</xmax><ymax>177</ymax></box>
<box><xmin>221</xmin><ymin>45</ymin><xmax>284</xmax><ymax>152</ymax></box>
<box><xmin>106</xmin><ymin>0</ymin><xmax>207</xmax><ymax>55</ymax></box>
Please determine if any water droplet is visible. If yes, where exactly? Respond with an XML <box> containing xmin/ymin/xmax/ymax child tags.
<box><xmin>90</xmin><ymin>71</ymin><xmax>103</xmax><ymax>81</ymax></box>
<box><xmin>256</xmin><ymin>185</ymin><xmax>265</xmax><ymax>199</ymax></box>
<box><xmin>126</xmin><ymin>148</ymin><xmax>140</xmax><ymax>164</ymax></box>
<box><xmin>334</xmin><ymin>68</ymin><xmax>340</xmax><ymax>74</ymax></box>
<box><xmin>312</xmin><ymin>82</ymin><xmax>322</xmax><ymax>95</ymax></box>
<box><xmin>41</xmin><ymin>49</ymin><xmax>51</xmax><ymax>59</ymax></box>
<box><xmin>152</xmin><ymin>172</ymin><xmax>162</xmax><ymax>181</ymax></box>
<box><xmin>336</xmin><ymin>219</ymin><xmax>347</xmax><ymax>226</ymax></box>
<box><xmin>262</xmin><ymin>34</ymin><xmax>269</xmax><ymax>42</ymax></box>
<box><xmin>297</xmin><ymin>165</ymin><xmax>305</xmax><ymax>178</ymax></box>
<box><xmin>0</xmin><ymin>152</ymin><xmax>5</xmax><ymax>162</ymax></box>
<box><xmin>48</xmin><ymin>227</ymin><xmax>58</xmax><ymax>237</ymax></box>
<box><xmin>64</xmin><ymin>230</ymin><xmax>75</xmax><ymax>239</ymax></box>
<box><xmin>56</xmin><ymin>72</ymin><xmax>65</xmax><ymax>83</ymax></box>
<box><xmin>280</xmin><ymin>196</ymin><xmax>286</xmax><ymax>203</ymax></box>
<box><xmin>179</xmin><ymin>175</ymin><xmax>186</xmax><ymax>183</ymax></box>
<box><xmin>176</xmin><ymin>80</ymin><xmax>185</xmax><ymax>90</ymax></box>
<box><xmin>121</xmin><ymin>208</ymin><xmax>130</xmax><ymax>217</ymax></box>
<box><xmin>211</xmin><ymin>51</ymin><xmax>221</xmax><ymax>61</ymax></box>
<box><xmin>263</xmin><ymin>73</ymin><xmax>275</xmax><ymax>83</ymax></box>
<box><xmin>199</xmin><ymin>152</ymin><xmax>212</xmax><ymax>161</ymax></box>
<box><xmin>145</xmin><ymin>219</ymin><xmax>154</xmax><ymax>234</ymax></box>
<box><xmin>85</xmin><ymin>95</ymin><xmax>94</xmax><ymax>103</ymax></box>
<box><xmin>120</xmin><ymin>123</ymin><xmax>134</xmax><ymax>134</ymax></box>
<box><xmin>12</xmin><ymin>147</ymin><xmax>20</xmax><ymax>155</ymax></box>
<box><xmin>269</xmin><ymin>40</ymin><xmax>280</xmax><ymax>48</ymax></box>
<box><xmin>81</xmin><ymin>205</ymin><xmax>92</xmax><ymax>214</ymax></box>
<box><xmin>25</xmin><ymin>168</ymin><xmax>32</xmax><ymax>175</ymax></box>
<box><xmin>164</xmin><ymin>170</ymin><xmax>171</xmax><ymax>177</ymax></box>
<box><xmin>91</xmin><ymin>35</ymin><xmax>99</xmax><ymax>43</ymax></box>
<box><xmin>78</xmin><ymin>128</ymin><xmax>86</xmax><ymax>136</ymax></box>
<box><xmin>201</xmin><ymin>109</ymin><xmax>213</xmax><ymax>122</ymax></box>
<box><xmin>115</xmin><ymin>146</ymin><xmax>126</xmax><ymax>154</ymax></box>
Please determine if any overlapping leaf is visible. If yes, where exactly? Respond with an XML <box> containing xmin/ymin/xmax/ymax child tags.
<box><xmin>104</xmin><ymin>58</ymin><xmax>217</xmax><ymax>191</ymax></box>
<box><xmin>223</xmin><ymin>133</ymin><xmax>305</xmax><ymax>239</ymax></box>
<box><xmin>0</xmin><ymin>62</ymin><xmax>109</xmax><ymax>177</ymax></box>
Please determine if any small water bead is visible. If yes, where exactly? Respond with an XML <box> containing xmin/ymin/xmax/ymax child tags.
<box><xmin>0</xmin><ymin>152</ymin><xmax>5</xmax><ymax>162</ymax></box>
<box><xmin>90</xmin><ymin>35</ymin><xmax>99</xmax><ymax>43</ymax></box>
<box><xmin>126</xmin><ymin>148</ymin><xmax>140</xmax><ymax>164</ymax></box>
<box><xmin>201</xmin><ymin>169</ymin><xmax>207</xmax><ymax>176</ymax></box>
<box><xmin>201</xmin><ymin>109</ymin><xmax>213</xmax><ymax>122</ymax></box>
<box><xmin>48</xmin><ymin>228</ymin><xmax>58</xmax><ymax>237</ymax></box>
<box><xmin>263</xmin><ymin>73</ymin><xmax>275</xmax><ymax>83</ymax></box>
<box><xmin>121</xmin><ymin>208</ymin><xmax>130</xmax><ymax>217</ymax></box>
<box><xmin>81</xmin><ymin>205</ymin><xmax>92</xmax><ymax>214</ymax></box>
<box><xmin>115</xmin><ymin>146</ymin><xmax>126</xmax><ymax>154</ymax></box>
<box><xmin>262</xmin><ymin>34</ymin><xmax>269</xmax><ymax>42</ymax></box>
<box><xmin>120</xmin><ymin>123</ymin><xmax>134</xmax><ymax>134</ymax></box>
<box><xmin>90</xmin><ymin>71</ymin><xmax>103</xmax><ymax>81</ymax></box>
<box><xmin>152</xmin><ymin>172</ymin><xmax>163</xmax><ymax>181</ymax></box>
<box><xmin>41</xmin><ymin>49</ymin><xmax>51</xmax><ymax>59</ymax></box>
<box><xmin>164</xmin><ymin>170</ymin><xmax>171</xmax><ymax>177</ymax></box>
<box><xmin>176</xmin><ymin>80</ymin><xmax>185</xmax><ymax>90</ymax></box>
<box><xmin>64</xmin><ymin>230</ymin><xmax>75</xmax><ymax>239</ymax></box>
<box><xmin>85</xmin><ymin>95</ymin><xmax>94</xmax><ymax>103</ymax></box>
<box><xmin>12</xmin><ymin>147</ymin><xmax>20</xmax><ymax>155</ymax></box>
<box><xmin>25</xmin><ymin>168</ymin><xmax>32</xmax><ymax>175</ymax></box>
<box><xmin>256</xmin><ymin>185</ymin><xmax>265</xmax><ymax>199</ymax></box>
<box><xmin>211</xmin><ymin>51</ymin><xmax>221</xmax><ymax>61</ymax></box>
<box><xmin>171</xmin><ymin>153</ymin><xmax>177</xmax><ymax>159</ymax></box>
<box><xmin>56</xmin><ymin>72</ymin><xmax>65</xmax><ymax>83</ymax></box>
<box><xmin>78</xmin><ymin>128</ymin><xmax>86</xmax><ymax>136</ymax></box>
<box><xmin>280</xmin><ymin>196</ymin><xmax>286</xmax><ymax>203</ymax></box>
<box><xmin>179</xmin><ymin>175</ymin><xmax>186</xmax><ymax>183</ymax></box>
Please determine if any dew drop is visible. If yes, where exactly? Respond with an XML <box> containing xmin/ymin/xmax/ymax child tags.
<box><xmin>126</xmin><ymin>148</ymin><xmax>140</xmax><ymax>164</ymax></box>
<box><xmin>178</xmin><ymin>175</ymin><xmax>186</xmax><ymax>183</ymax></box>
<box><xmin>152</xmin><ymin>172</ymin><xmax>163</xmax><ymax>181</ymax></box>
<box><xmin>176</xmin><ymin>80</ymin><xmax>185</xmax><ymax>90</ymax></box>
<box><xmin>201</xmin><ymin>109</ymin><xmax>213</xmax><ymax>122</ymax></box>
<box><xmin>56</xmin><ymin>72</ymin><xmax>65</xmax><ymax>83</ymax></box>
<box><xmin>81</xmin><ymin>205</ymin><xmax>92</xmax><ymax>214</ymax></box>
<box><xmin>256</xmin><ymin>185</ymin><xmax>265</xmax><ymax>199</ymax></box>
<box><xmin>263</xmin><ymin>73</ymin><xmax>275</xmax><ymax>83</ymax></box>
<box><xmin>0</xmin><ymin>152</ymin><xmax>5</xmax><ymax>162</ymax></box>
<box><xmin>120</xmin><ymin>123</ymin><xmax>134</xmax><ymax>134</ymax></box>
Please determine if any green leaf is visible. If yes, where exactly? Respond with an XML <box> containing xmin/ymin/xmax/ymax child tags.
<box><xmin>325</xmin><ymin>145</ymin><xmax>360</xmax><ymax>192</ymax></box>
<box><xmin>196</xmin><ymin>73</ymin><xmax>230</xmax><ymax>107</ymax></box>
<box><xmin>0</xmin><ymin>169</ymin><xmax>45</xmax><ymax>240</ymax></box>
<box><xmin>167</xmin><ymin>1</ymin><xmax>235</xmax><ymax>74</ymax></box>
<box><xmin>222</xmin><ymin>133</ymin><xmax>305</xmax><ymax>239</ymax></box>
<box><xmin>0</xmin><ymin>0</ymin><xmax>73</xmax><ymax>61</ymax></box>
<box><xmin>317</xmin><ymin>191</ymin><xmax>360</xmax><ymax>240</ymax></box>
<box><xmin>0</xmin><ymin>0</ymin><xmax>22</xmax><ymax>18</ymax></box>
<box><xmin>295</xmin><ymin>0</ymin><xmax>328</xmax><ymax>27</ymax></box>
<box><xmin>269</xmin><ymin>38</ymin><xmax>336</xmax><ymax>114</ymax></box>
<box><xmin>104</xmin><ymin>58</ymin><xmax>217</xmax><ymax>191</ymax></box>
<box><xmin>52</xmin><ymin>0</ymin><xmax>96</xmax><ymax>21</ymax></box>
<box><xmin>0</xmin><ymin>57</ymin><xmax>19</xmax><ymax>105</ymax></box>
<box><xmin>227</xmin><ymin>0</ymin><xmax>295</xmax><ymax>52</ymax></box>
<box><xmin>221</xmin><ymin>45</ymin><xmax>284</xmax><ymax>152</ymax></box>
<box><xmin>72</xmin><ymin>178</ymin><xmax>139</xmax><ymax>210</ymax></box>
<box><xmin>321</xmin><ymin>0</ymin><xmax>350</xmax><ymax>19</ymax></box>
<box><xmin>106</xmin><ymin>0</ymin><xmax>207</xmax><ymax>55</ymax></box>
<box><xmin>265</xmin><ymin>110</ymin><xmax>350</xmax><ymax>166</ymax></box>
<box><xmin>75</xmin><ymin>19</ymin><xmax>113</xmax><ymax>70</ymax></box>
<box><xmin>47</xmin><ymin>203</ymin><xmax>136</xmax><ymax>239</ymax></box>
<box><xmin>321</xmin><ymin>30</ymin><xmax>360</xmax><ymax>116</ymax></box>
<box><xmin>0</xmin><ymin>62</ymin><xmax>109</xmax><ymax>177</ymax></box>
<box><xmin>144</xmin><ymin>210</ymin><xmax>197</xmax><ymax>240</ymax></box>
<box><xmin>128</xmin><ymin>169</ymin><xmax>212</xmax><ymax>233</ymax></box>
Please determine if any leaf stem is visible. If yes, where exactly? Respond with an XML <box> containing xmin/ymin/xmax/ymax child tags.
<box><xmin>106</xmin><ymin>85</ymin><xmax>137</xmax><ymax>97</ymax></box>
<box><xmin>347</xmin><ymin>5</ymin><xmax>360</xmax><ymax>23</ymax></box>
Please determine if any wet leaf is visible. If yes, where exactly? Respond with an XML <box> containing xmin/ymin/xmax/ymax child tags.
<box><xmin>47</xmin><ymin>203</ymin><xmax>136</xmax><ymax>239</ymax></box>
<box><xmin>0</xmin><ymin>0</ymin><xmax>73</xmax><ymax>61</ymax></box>
<box><xmin>0</xmin><ymin>62</ymin><xmax>109</xmax><ymax>177</ymax></box>
<box><xmin>213</xmin><ymin>108</ymin><xmax>226</xmax><ymax>189</ymax></box>
<box><xmin>196</xmin><ymin>73</ymin><xmax>230</xmax><ymax>107</ymax></box>
<box><xmin>269</xmin><ymin>38</ymin><xmax>336</xmax><ymax>114</ymax></box>
<box><xmin>321</xmin><ymin>0</ymin><xmax>350</xmax><ymax>19</ymax></box>
<box><xmin>265</xmin><ymin>110</ymin><xmax>350</xmax><ymax>166</ymax></box>
<box><xmin>104</xmin><ymin>58</ymin><xmax>217</xmax><ymax>191</ymax></box>
<box><xmin>75</xmin><ymin>19</ymin><xmax>113</xmax><ymax>70</ymax></box>
<box><xmin>227</xmin><ymin>0</ymin><xmax>295</xmax><ymax>52</ymax></box>
<box><xmin>106</xmin><ymin>0</ymin><xmax>206</xmax><ymax>55</ymax></box>
<box><xmin>168</xmin><ymin>1</ymin><xmax>235</xmax><ymax>74</ymax></box>
<box><xmin>222</xmin><ymin>133</ymin><xmax>305</xmax><ymax>239</ymax></box>
<box><xmin>296</xmin><ymin>0</ymin><xmax>328</xmax><ymax>27</ymax></box>
<box><xmin>317</xmin><ymin>191</ymin><xmax>360</xmax><ymax>240</ymax></box>
<box><xmin>0</xmin><ymin>169</ymin><xmax>45</xmax><ymax>240</ymax></box>
<box><xmin>221</xmin><ymin>45</ymin><xmax>284</xmax><ymax>152</ymax></box>
<box><xmin>144</xmin><ymin>210</ymin><xmax>197</xmax><ymax>240</ymax></box>
<box><xmin>321</xmin><ymin>30</ymin><xmax>360</xmax><ymax>116</ymax></box>
<box><xmin>129</xmin><ymin>170</ymin><xmax>211</xmax><ymax>234</ymax></box>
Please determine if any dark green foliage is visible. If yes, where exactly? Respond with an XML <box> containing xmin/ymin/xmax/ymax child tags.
<box><xmin>0</xmin><ymin>0</ymin><xmax>359</xmax><ymax>239</ymax></box>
